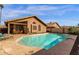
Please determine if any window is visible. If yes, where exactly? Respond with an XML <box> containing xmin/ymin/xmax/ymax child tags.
<box><xmin>38</xmin><ymin>25</ymin><xmax>41</xmax><ymax>31</ymax></box>
<box><xmin>33</xmin><ymin>25</ymin><xmax>37</xmax><ymax>30</ymax></box>
<box><xmin>16</xmin><ymin>25</ymin><xmax>23</xmax><ymax>31</ymax></box>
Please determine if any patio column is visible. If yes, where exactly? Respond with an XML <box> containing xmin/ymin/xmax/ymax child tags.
<box><xmin>8</xmin><ymin>23</ymin><xmax>10</xmax><ymax>34</ymax></box>
<box><xmin>13</xmin><ymin>24</ymin><xmax>16</xmax><ymax>34</ymax></box>
<box><xmin>14</xmin><ymin>24</ymin><xmax>16</xmax><ymax>30</ymax></box>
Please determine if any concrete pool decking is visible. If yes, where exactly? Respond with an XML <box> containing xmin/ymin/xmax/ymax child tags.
<box><xmin>0</xmin><ymin>34</ymin><xmax>45</xmax><ymax>55</ymax></box>
<box><xmin>0</xmin><ymin>34</ymin><xmax>77</xmax><ymax>55</ymax></box>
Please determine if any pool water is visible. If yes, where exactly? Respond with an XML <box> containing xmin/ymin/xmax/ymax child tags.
<box><xmin>19</xmin><ymin>33</ymin><xmax>67</xmax><ymax>50</ymax></box>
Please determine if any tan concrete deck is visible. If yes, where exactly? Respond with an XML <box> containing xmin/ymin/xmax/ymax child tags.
<box><xmin>0</xmin><ymin>34</ymin><xmax>42</xmax><ymax>55</ymax></box>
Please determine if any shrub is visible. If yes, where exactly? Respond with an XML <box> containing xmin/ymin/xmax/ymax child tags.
<box><xmin>68</xmin><ymin>27</ymin><xmax>79</xmax><ymax>35</ymax></box>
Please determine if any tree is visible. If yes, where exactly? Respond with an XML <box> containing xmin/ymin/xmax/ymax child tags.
<box><xmin>0</xmin><ymin>4</ymin><xmax>4</xmax><ymax>8</ymax></box>
<box><xmin>77</xmin><ymin>24</ymin><xmax>79</xmax><ymax>27</ymax></box>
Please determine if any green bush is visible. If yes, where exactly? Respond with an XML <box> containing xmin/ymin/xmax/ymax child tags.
<box><xmin>68</xmin><ymin>27</ymin><xmax>79</xmax><ymax>35</ymax></box>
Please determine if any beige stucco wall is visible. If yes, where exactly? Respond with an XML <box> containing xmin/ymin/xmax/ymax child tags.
<box><xmin>51</xmin><ymin>23</ymin><xmax>60</xmax><ymax>28</ymax></box>
<box><xmin>6</xmin><ymin>17</ymin><xmax>46</xmax><ymax>34</ymax></box>
<box><xmin>47</xmin><ymin>23</ymin><xmax>62</xmax><ymax>33</ymax></box>
<box><xmin>26</xmin><ymin>18</ymin><xmax>46</xmax><ymax>33</ymax></box>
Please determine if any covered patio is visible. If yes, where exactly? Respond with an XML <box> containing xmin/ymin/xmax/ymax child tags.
<box><xmin>7</xmin><ymin>22</ymin><xmax>28</xmax><ymax>34</ymax></box>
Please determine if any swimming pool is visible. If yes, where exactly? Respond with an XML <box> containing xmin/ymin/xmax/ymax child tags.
<box><xmin>18</xmin><ymin>33</ymin><xmax>67</xmax><ymax>50</ymax></box>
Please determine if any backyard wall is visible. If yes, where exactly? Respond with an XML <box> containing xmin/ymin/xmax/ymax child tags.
<box><xmin>47</xmin><ymin>28</ymin><xmax>62</xmax><ymax>33</ymax></box>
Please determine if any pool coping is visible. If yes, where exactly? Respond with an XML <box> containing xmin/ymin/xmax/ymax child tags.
<box><xmin>16</xmin><ymin>33</ymin><xmax>49</xmax><ymax>42</ymax></box>
<box><xmin>16</xmin><ymin>33</ymin><xmax>68</xmax><ymax>51</ymax></box>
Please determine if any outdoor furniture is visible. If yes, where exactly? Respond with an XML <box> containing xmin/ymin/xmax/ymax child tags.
<box><xmin>0</xmin><ymin>33</ymin><xmax>4</xmax><ymax>40</ymax></box>
<box><xmin>0</xmin><ymin>33</ymin><xmax>13</xmax><ymax>40</ymax></box>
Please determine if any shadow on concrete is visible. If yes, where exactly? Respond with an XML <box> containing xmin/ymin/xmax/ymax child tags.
<box><xmin>70</xmin><ymin>35</ymin><xmax>79</xmax><ymax>55</ymax></box>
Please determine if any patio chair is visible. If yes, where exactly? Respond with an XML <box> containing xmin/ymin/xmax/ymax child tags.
<box><xmin>0</xmin><ymin>33</ymin><xmax>3</xmax><ymax>36</ymax></box>
<box><xmin>0</xmin><ymin>33</ymin><xmax>4</xmax><ymax>40</ymax></box>
<box><xmin>0</xmin><ymin>33</ymin><xmax>13</xmax><ymax>40</ymax></box>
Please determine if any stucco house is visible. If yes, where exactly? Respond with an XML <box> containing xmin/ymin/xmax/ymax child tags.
<box><xmin>47</xmin><ymin>22</ymin><xmax>62</xmax><ymax>33</ymax></box>
<box><xmin>5</xmin><ymin>16</ymin><xmax>47</xmax><ymax>34</ymax></box>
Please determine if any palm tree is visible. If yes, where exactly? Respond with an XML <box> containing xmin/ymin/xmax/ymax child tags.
<box><xmin>0</xmin><ymin>4</ymin><xmax>3</xmax><ymax>8</ymax></box>
<box><xmin>0</xmin><ymin>4</ymin><xmax>4</xmax><ymax>24</ymax></box>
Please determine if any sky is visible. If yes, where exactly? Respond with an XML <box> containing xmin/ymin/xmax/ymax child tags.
<box><xmin>1</xmin><ymin>4</ymin><xmax>79</xmax><ymax>26</ymax></box>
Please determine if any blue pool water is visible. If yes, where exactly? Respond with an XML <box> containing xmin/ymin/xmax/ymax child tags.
<box><xmin>19</xmin><ymin>33</ymin><xmax>67</xmax><ymax>50</ymax></box>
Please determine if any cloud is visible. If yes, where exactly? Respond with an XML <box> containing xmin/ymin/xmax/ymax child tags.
<box><xmin>1</xmin><ymin>4</ymin><xmax>79</xmax><ymax>25</ymax></box>
<box><xmin>2</xmin><ymin>4</ymin><xmax>71</xmax><ymax>20</ymax></box>
<box><xmin>26</xmin><ymin>5</ymin><xmax>59</xmax><ymax>11</ymax></box>
<box><xmin>3</xmin><ymin>5</ymin><xmax>54</xmax><ymax>19</ymax></box>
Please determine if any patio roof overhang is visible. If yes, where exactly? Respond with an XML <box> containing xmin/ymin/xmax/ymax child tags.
<box><xmin>7</xmin><ymin>22</ymin><xmax>27</xmax><ymax>34</ymax></box>
<box><xmin>9</xmin><ymin>22</ymin><xmax>27</xmax><ymax>25</ymax></box>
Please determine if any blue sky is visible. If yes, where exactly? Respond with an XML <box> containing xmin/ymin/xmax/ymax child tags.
<box><xmin>1</xmin><ymin>4</ymin><xmax>79</xmax><ymax>26</ymax></box>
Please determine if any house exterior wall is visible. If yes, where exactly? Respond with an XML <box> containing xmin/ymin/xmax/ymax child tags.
<box><xmin>6</xmin><ymin>17</ymin><xmax>46</xmax><ymax>34</ymax></box>
<box><xmin>47</xmin><ymin>27</ymin><xmax>62</xmax><ymax>33</ymax></box>
<box><xmin>47</xmin><ymin>23</ymin><xmax>62</xmax><ymax>33</ymax></box>
<box><xmin>0</xmin><ymin>28</ymin><xmax>7</xmax><ymax>34</ymax></box>
<box><xmin>51</xmin><ymin>23</ymin><xmax>60</xmax><ymax>28</ymax></box>
<box><xmin>26</xmin><ymin>18</ymin><xmax>46</xmax><ymax>33</ymax></box>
